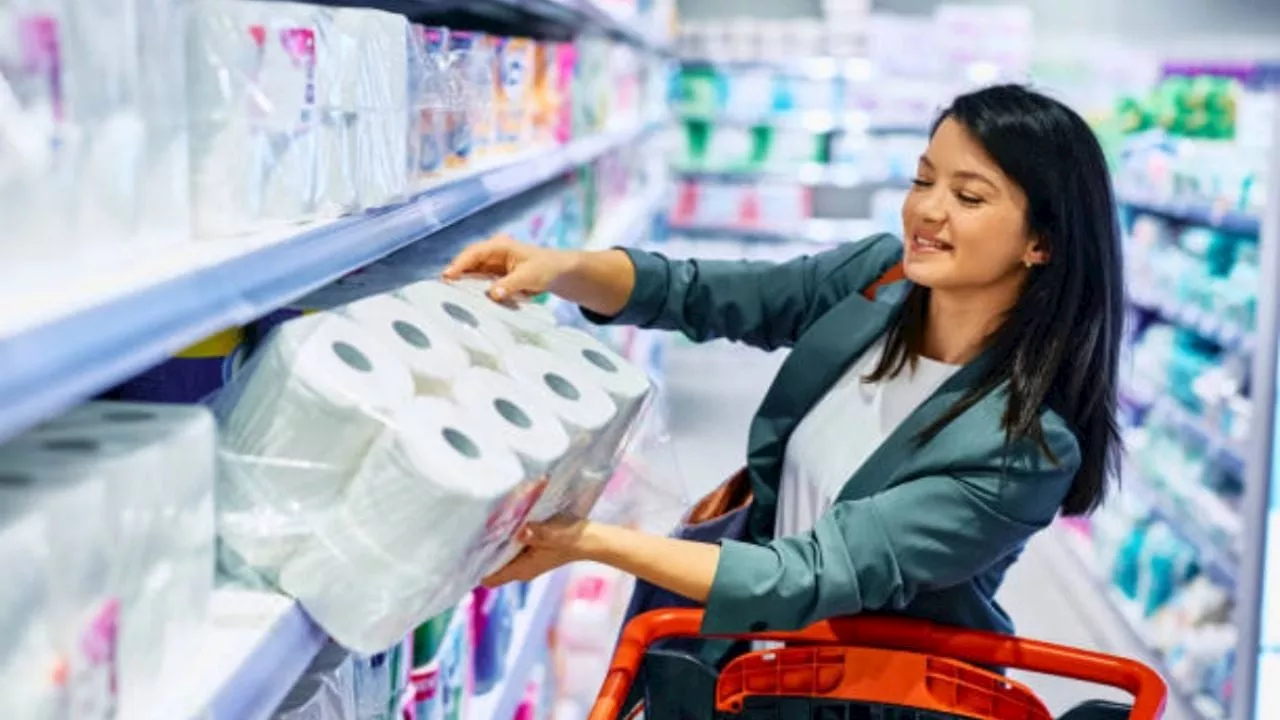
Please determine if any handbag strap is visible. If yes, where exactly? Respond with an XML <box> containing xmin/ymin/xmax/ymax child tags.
<box><xmin>860</xmin><ymin>262</ymin><xmax>906</xmax><ymax>301</ymax></box>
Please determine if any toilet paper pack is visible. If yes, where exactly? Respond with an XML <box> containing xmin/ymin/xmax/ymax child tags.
<box><xmin>209</xmin><ymin>292</ymin><xmax>671</xmax><ymax>653</ymax></box>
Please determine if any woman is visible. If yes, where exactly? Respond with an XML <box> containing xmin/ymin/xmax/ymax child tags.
<box><xmin>445</xmin><ymin>83</ymin><xmax>1123</xmax><ymax>700</ymax></box>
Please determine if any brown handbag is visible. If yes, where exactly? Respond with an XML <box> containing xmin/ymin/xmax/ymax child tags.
<box><xmin>680</xmin><ymin>261</ymin><xmax>906</xmax><ymax>525</ymax></box>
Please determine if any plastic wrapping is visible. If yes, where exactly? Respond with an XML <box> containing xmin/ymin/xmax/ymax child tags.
<box><xmin>273</xmin><ymin>642</ymin><xmax>358</xmax><ymax>720</ymax></box>
<box><xmin>0</xmin><ymin>0</ymin><xmax>74</xmax><ymax>270</ymax></box>
<box><xmin>1</xmin><ymin>401</ymin><xmax>218</xmax><ymax>719</ymax></box>
<box><xmin>212</xmin><ymin>280</ymin><xmax>660</xmax><ymax>653</ymax></box>
<box><xmin>0</xmin><ymin>460</ymin><xmax>109</xmax><ymax>720</ymax></box>
<box><xmin>187</xmin><ymin>1</ymin><xmax>409</xmax><ymax>239</ymax></box>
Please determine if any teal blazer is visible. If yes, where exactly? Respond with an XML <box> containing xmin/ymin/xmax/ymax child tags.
<box><xmin>588</xmin><ymin>233</ymin><xmax>1080</xmax><ymax>638</ymax></box>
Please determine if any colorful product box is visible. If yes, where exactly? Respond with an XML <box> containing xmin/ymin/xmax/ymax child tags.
<box><xmin>494</xmin><ymin>37</ymin><xmax>535</xmax><ymax>150</ymax></box>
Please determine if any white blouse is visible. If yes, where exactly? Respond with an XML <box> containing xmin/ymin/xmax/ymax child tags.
<box><xmin>775</xmin><ymin>339</ymin><xmax>960</xmax><ymax>538</ymax></box>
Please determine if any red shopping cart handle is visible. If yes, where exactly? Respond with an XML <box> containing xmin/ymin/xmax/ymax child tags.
<box><xmin>590</xmin><ymin>609</ymin><xmax>1167</xmax><ymax>720</ymax></box>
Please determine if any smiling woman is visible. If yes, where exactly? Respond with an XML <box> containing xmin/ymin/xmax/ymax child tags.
<box><xmin>444</xmin><ymin>83</ymin><xmax>1124</xmax><ymax>718</ymax></box>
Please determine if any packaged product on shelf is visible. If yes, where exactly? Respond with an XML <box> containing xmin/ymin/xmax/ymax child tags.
<box><xmin>63</xmin><ymin>0</ymin><xmax>148</xmax><ymax>250</ymax></box>
<box><xmin>0</xmin><ymin>458</ymin><xmax>110</xmax><ymax>720</ymax></box>
<box><xmin>408</xmin><ymin>25</ymin><xmax>450</xmax><ymax>184</ymax></box>
<box><xmin>0</xmin><ymin>1</ymin><xmax>73</xmax><ymax>270</ymax></box>
<box><xmin>494</xmin><ymin>36</ymin><xmax>535</xmax><ymax>152</ymax></box>
<box><xmin>532</xmin><ymin>41</ymin><xmax>563</xmax><ymax>146</ymax></box>
<box><xmin>211</xmin><ymin>281</ymin><xmax>661</xmax><ymax>653</ymax></box>
<box><xmin>188</xmin><ymin>0</ymin><xmax>322</xmax><ymax>238</ymax></box>
<box><xmin>109</xmin><ymin>326</ymin><xmax>251</xmax><ymax>403</ymax></box>
<box><xmin>1</xmin><ymin>400</ymin><xmax>217</xmax><ymax>719</ymax></box>
<box><xmin>409</xmin><ymin>596</ymin><xmax>473</xmax><ymax>720</ymax></box>
<box><xmin>573</xmin><ymin>35</ymin><xmax>610</xmax><ymax>136</ymax></box>
<box><xmin>352</xmin><ymin>644</ymin><xmax>405</xmax><ymax>720</ymax></box>
<box><xmin>471</xmin><ymin>585</ymin><xmax>516</xmax><ymax>695</ymax></box>
<box><xmin>134</xmin><ymin>0</ymin><xmax>193</xmax><ymax>246</ymax></box>
<box><xmin>445</xmin><ymin>31</ymin><xmax>494</xmax><ymax>168</ymax></box>
<box><xmin>553</xmin><ymin>42</ymin><xmax>577</xmax><ymax>144</ymax></box>
<box><xmin>338</xmin><ymin>7</ymin><xmax>409</xmax><ymax>209</ymax></box>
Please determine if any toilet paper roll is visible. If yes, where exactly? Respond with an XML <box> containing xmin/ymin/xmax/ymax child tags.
<box><xmin>547</xmin><ymin>327</ymin><xmax>652</xmax><ymax>423</ymax></box>
<box><xmin>340</xmin><ymin>294</ymin><xmax>471</xmax><ymax>396</ymax></box>
<box><xmin>0</xmin><ymin>442</ymin><xmax>160</xmax><ymax>715</ymax></box>
<box><xmin>398</xmin><ymin>281</ymin><xmax>517</xmax><ymax>370</ymax></box>
<box><xmin>452</xmin><ymin>367</ymin><xmax>571</xmax><ymax>475</ymax></box>
<box><xmin>503</xmin><ymin>346</ymin><xmax>616</xmax><ymax>437</ymax></box>
<box><xmin>278</xmin><ymin>540</ymin><xmax>434</xmax><ymax>655</ymax></box>
<box><xmin>337</xmin><ymin>396</ymin><xmax>527</xmax><ymax>564</ymax></box>
<box><xmin>442</xmin><ymin>276</ymin><xmax>560</xmax><ymax>345</ymax></box>
<box><xmin>284</xmin><ymin>397</ymin><xmax>529</xmax><ymax>651</ymax></box>
<box><xmin>35</xmin><ymin>402</ymin><xmax>218</xmax><ymax>650</ymax></box>
<box><xmin>218</xmin><ymin>312</ymin><xmax>414</xmax><ymax>568</ymax></box>
<box><xmin>0</xmin><ymin>503</ymin><xmax>49</xmax><ymax>667</ymax></box>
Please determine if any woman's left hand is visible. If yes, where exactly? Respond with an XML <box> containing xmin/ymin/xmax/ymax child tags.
<box><xmin>481</xmin><ymin>516</ymin><xmax>594</xmax><ymax>587</ymax></box>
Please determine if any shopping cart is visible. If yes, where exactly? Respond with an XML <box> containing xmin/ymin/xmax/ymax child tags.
<box><xmin>588</xmin><ymin>609</ymin><xmax>1167</xmax><ymax>720</ymax></box>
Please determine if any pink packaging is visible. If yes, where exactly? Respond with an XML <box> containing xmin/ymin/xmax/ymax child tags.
<box><xmin>554</xmin><ymin>42</ymin><xmax>577</xmax><ymax>144</ymax></box>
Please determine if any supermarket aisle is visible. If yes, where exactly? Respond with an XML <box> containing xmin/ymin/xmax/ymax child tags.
<box><xmin>660</xmin><ymin>340</ymin><xmax>1183</xmax><ymax>719</ymax></box>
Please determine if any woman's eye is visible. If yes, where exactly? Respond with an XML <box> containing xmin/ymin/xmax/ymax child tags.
<box><xmin>910</xmin><ymin>178</ymin><xmax>933</xmax><ymax>188</ymax></box>
<box><xmin>956</xmin><ymin>193</ymin><xmax>984</xmax><ymax>206</ymax></box>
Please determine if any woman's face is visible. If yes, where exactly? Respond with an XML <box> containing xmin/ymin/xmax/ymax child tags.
<box><xmin>900</xmin><ymin>117</ymin><xmax>1045</xmax><ymax>292</ymax></box>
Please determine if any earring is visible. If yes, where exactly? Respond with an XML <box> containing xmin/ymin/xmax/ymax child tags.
<box><xmin>1024</xmin><ymin>259</ymin><xmax>1034</xmax><ymax>269</ymax></box>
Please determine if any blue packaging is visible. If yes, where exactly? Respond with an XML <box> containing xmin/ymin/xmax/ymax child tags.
<box><xmin>471</xmin><ymin>586</ymin><xmax>515</xmax><ymax>695</ymax></box>
<box><xmin>110</xmin><ymin>327</ymin><xmax>249</xmax><ymax>403</ymax></box>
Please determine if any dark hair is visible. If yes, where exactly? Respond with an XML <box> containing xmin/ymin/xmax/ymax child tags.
<box><xmin>865</xmin><ymin>83</ymin><xmax>1123</xmax><ymax>516</ymax></box>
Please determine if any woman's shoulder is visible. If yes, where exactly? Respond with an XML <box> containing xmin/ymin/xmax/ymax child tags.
<box><xmin>808</xmin><ymin>233</ymin><xmax>905</xmax><ymax>297</ymax></box>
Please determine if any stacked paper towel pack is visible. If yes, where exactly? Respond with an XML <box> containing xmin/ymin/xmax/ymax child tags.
<box><xmin>0</xmin><ymin>402</ymin><xmax>217</xmax><ymax>719</ymax></box>
<box><xmin>214</xmin><ymin>278</ymin><xmax>652</xmax><ymax>652</ymax></box>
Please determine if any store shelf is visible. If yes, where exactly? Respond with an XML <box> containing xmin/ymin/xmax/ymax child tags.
<box><xmin>0</xmin><ymin>120</ymin><xmax>666</xmax><ymax>445</ymax></box>
<box><xmin>680</xmin><ymin>56</ymin><xmax>872</xmax><ymax>80</ymax></box>
<box><xmin>354</xmin><ymin>0</ymin><xmax>670</xmax><ymax>54</ymax></box>
<box><xmin>675</xmin><ymin>165</ymin><xmax>913</xmax><ymax>189</ymax></box>
<box><xmin>149</xmin><ymin>588</ymin><xmax>327</xmax><ymax>720</ymax></box>
<box><xmin>1122</xmin><ymin>462</ymin><xmax>1241</xmax><ymax>589</ymax></box>
<box><xmin>1128</xmin><ymin>283</ymin><xmax>1255</xmax><ymax>353</ymax></box>
<box><xmin>1119</xmin><ymin>193</ymin><xmax>1261</xmax><ymax>236</ymax></box>
<box><xmin>678</xmin><ymin>111</ymin><xmax>929</xmax><ymax>136</ymax></box>
<box><xmin>471</xmin><ymin>569</ymin><xmax>571</xmax><ymax>720</ymax></box>
<box><xmin>1122</xmin><ymin>390</ymin><xmax>1249</xmax><ymax>478</ymax></box>
<box><xmin>584</xmin><ymin>185</ymin><xmax>667</xmax><ymax>252</ymax></box>
<box><xmin>668</xmin><ymin>218</ymin><xmax>880</xmax><ymax>245</ymax></box>
<box><xmin>1055</xmin><ymin>526</ymin><xmax>1226</xmax><ymax>720</ymax></box>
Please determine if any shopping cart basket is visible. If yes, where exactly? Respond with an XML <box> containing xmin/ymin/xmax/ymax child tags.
<box><xmin>589</xmin><ymin>609</ymin><xmax>1167</xmax><ymax>720</ymax></box>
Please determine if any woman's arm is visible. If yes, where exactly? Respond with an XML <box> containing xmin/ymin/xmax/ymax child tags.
<box><xmin>590</xmin><ymin>235</ymin><xmax>899</xmax><ymax>351</ymax></box>
<box><xmin>486</xmin><ymin>418</ymin><xmax>1080</xmax><ymax>635</ymax></box>
<box><xmin>482</xmin><ymin>519</ymin><xmax>722</xmax><ymax>603</ymax></box>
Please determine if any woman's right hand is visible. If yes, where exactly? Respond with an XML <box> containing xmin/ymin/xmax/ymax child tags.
<box><xmin>441</xmin><ymin>235</ymin><xmax>637</xmax><ymax>318</ymax></box>
<box><xmin>441</xmin><ymin>234</ymin><xmax>579</xmax><ymax>303</ymax></box>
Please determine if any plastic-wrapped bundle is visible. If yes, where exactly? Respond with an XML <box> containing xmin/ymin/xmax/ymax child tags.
<box><xmin>36</xmin><ymin>402</ymin><xmax>218</xmax><ymax>679</ymax></box>
<box><xmin>338</xmin><ymin>294</ymin><xmax>471</xmax><ymax>397</ymax></box>
<box><xmin>213</xmin><ymin>294</ymin><xmax>660</xmax><ymax>653</ymax></box>
<box><xmin>407</xmin><ymin>25</ymin><xmax>450</xmax><ymax>185</ymax></box>
<box><xmin>0</xmin><ymin>493</ymin><xmax>66</xmax><ymax>719</ymax></box>
<box><xmin>313</xmin><ymin>7</ymin><xmax>408</xmax><ymax>212</ymax></box>
<box><xmin>0</xmin><ymin>447</ymin><xmax>114</xmax><ymax>720</ymax></box>
<box><xmin>440</xmin><ymin>276</ymin><xmax>561</xmax><ymax>346</ymax></box>
<box><xmin>188</xmin><ymin>0</ymin><xmax>323</xmax><ymax>238</ymax></box>
<box><xmin>0</xmin><ymin>0</ymin><xmax>74</xmax><ymax>270</ymax></box>
<box><xmin>216</xmin><ymin>312</ymin><xmax>415</xmax><ymax>569</ymax></box>
<box><xmin>398</xmin><ymin>280</ymin><xmax>519</xmax><ymax>370</ymax></box>
<box><xmin>272</xmin><ymin>642</ymin><xmax>358</xmax><ymax>720</ymax></box>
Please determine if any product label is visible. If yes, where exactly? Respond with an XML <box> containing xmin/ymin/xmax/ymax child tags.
<box><xmin>440</xmin><ymin>617</ymin><xmax>469</xmax><ymax>720</ymax></box>
<box><xmin>16</xmin><ymin>14</ymin><xmax>63</xmax><ymax>120</ymax></box>
<box><xmin>411</xmin><ymin>666</ymin><xmax>441</xmax><ymax>720</ymax></box>
<box><xmin>279</xmin><ymin>28</ymin><xmax>317</xmax><ymax>110</ymax></box>
<box><xmin>66</xmin><ymin>599</ymin><xmax>119</xmax><ymax>720</ymax></box>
